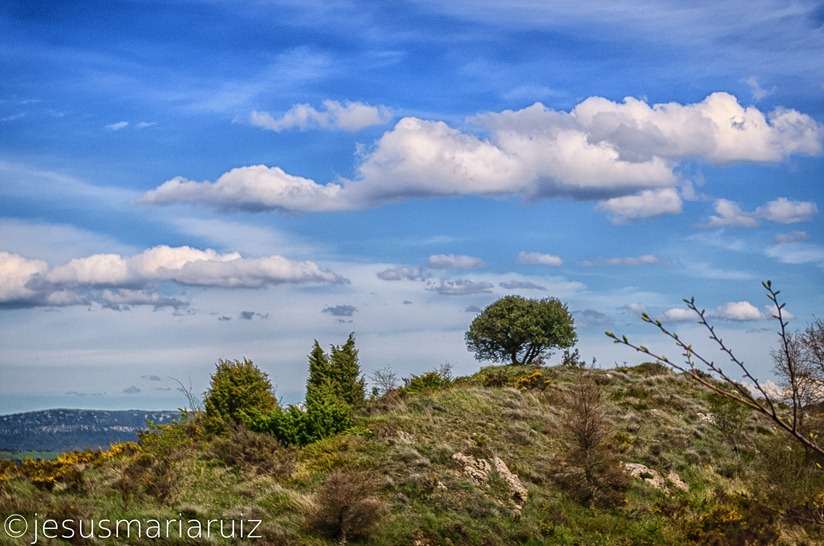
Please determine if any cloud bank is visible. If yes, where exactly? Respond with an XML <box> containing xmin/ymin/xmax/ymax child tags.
<box><xmin>142</xmin><ymin>93</ymin><xmax>822</xmax><ymax>222</ymax></box>
<box><xmin>0</xmin><ymin>246</ymin><xmax>345</xmax><ymax>309</ymax></box>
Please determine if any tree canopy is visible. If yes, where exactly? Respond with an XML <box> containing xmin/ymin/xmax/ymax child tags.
<box><xmin>306</xmin><ymin>333</ymin><xmax>366</xmax><ymax>407</ymax></box>
<box><xmin>465</xmin><ymin>295</ymin><xmax>577</xmax><ymax>366</ymax></box>
<box><xmin>202</xmin><ymin>358</ymin><xmax>277</xmax><ymax>432</ymax></box>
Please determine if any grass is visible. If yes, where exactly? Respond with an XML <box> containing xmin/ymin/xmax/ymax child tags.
<box><xmin>0</xmin><ymin>364</ymin><xmax>822</xmax><ymax>544</ymax></box>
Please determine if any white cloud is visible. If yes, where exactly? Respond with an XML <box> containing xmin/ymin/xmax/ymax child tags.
<box><xmin>138</xmin><ymin>165</ymin><xmax>347</xmax><ymax>212</ymax></box>
<box><xmin>105</xmin><ymin>121</ymin><xmax>129</xmax><ymax>131</ymax></box>
<box><xmin>702</xmin><ymin>199</ymin><xmax>759</xmax><ymax>228</ymax></box>
<box><xmin>580</xmin><ymin>254</ymin><xmax>661</xmax><ymax>267</ymax></box>
<box><xmin>427</xmin><ymin>254</ymin><xmax>486</xmax><ymax>269</ymax></box>
<box><xmin>595</xmin><ymin>188</ymin><xmax>682</xmax><ymax>224</ymax></box>
<box><xmin>250</xmin><ymin>100</ymin><xmax>392</xmax><ymax>132</ymax></box>
<box><xmin>712</xmin><ymin>301</ymin><xmax>767</xmax><ymax>321</ymax></box>
<box><xmin>763</xmin><ymin>303</ymin><xmax>796</xmax><ymax>320</ymax></box>
<box><xmin>0</xmin><ymin>246</ymin><xmax>345</xmax><ymax>308</ymax></box>
<box><xmin>661</xmin><ymin>307</ymin><xmax>697</xmax><ymax>322</ymax></box>
<box><xmin>517</xmin><ymin>251</ymin><xmax>564</xmax><ymax>266</ymax></box>
<box><xmin>755</xmin><ymin>197</ymin><xmax>818</xmax><ymax>224</ymax></box>
<box><xmin>142</xmin><ymin>93</ymin><xmax>823</xmax><ymax>216</ymax></box>
<box><xmin>0</xmin><ymin>252</ymin><xmax>49</xmax><ymax>303</ymax></box>
<box><xmin>659</xmin><ymin>301</ymin><xmax>767</xmax><ymax>322</ymax></box>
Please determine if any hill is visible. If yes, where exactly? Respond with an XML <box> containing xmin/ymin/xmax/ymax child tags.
<box><xmin>0</xmin><ymin>409</ymin><xmax>180</xmax><ymax>453</ymax></box>
<box><xmin>0</xmin><ymin>364</ymin><xmax>821</xmax><ymax>545</ymax></box>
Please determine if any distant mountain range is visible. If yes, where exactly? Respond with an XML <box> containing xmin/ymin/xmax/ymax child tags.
<box><xmin>0</xmin><ymin>409</ymin><xmax>180</xmax><ymax>453</ymax></box>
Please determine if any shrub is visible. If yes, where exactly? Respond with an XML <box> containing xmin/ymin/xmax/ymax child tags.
<box><xmin>246</xmin><ymin>388</ymin><xmax>353</xmax><ymax>447</ymax></box>
<box><xmin>515</xmin><ymin>370</ymin><xmax>551</xmax><ymax>391</ymax></box>
<box><xmin>18</xmin><ymin>449</ymin><xmax>105</xmax><ymax>492</ymax></box>
<box><xmin>307</xmin><ymin>334</ymin><xmax>366</xmax><ymax>408</ymax></box>
<box><xmin>631</xmin><ymin>361</ymin><xmax>670</xmax><ymax>376</ymax></box>
<box><xmin>482</xmin><ymin>369</ymin><xmax>511</xmax><ymax>388</ymax></box>
<box><xmin>203</xmin><ymin>358</ymin><xmax>278</xmax><ymax>432</ymax></box>
<box><xmin>401</xmin><ymin>363</ymin><xmax>454</xmax><ymax>395</ymax></box>
<box><xmin>554</xmin><ymin>377</ymin><xmax>629</xmax><ymax>508</ymax></box>
<box><xmin>681</xmin><ymin>494</ymin><xmax>780</xmax><ymax>545</ymax></box>
<box><xmin>210</xmin><ymin>424</ymin><xmax>296</xmax><ymax>478</ymax></box>
<box><xmin>307</xmin><ymin>469</ymin><xmax>387</xmax><ymax>543</ymax></box>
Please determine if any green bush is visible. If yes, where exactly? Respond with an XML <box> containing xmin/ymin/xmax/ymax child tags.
<box><xmin>307</xmin><ymin>333</ymin><xmax>366</xmax><ymax>408</ymax></box>
<box><xmin>631</xmin><ymin>361</ymin><xmax>670</xmax><ymax>376</ymax></box>
<box><xmin>402</xmin><ymin>364</ymin><xmax>453</xmax><ymax>395</ymax></box>
<box><xmin>202</xmin><ymin>358</ymin><xmax>278</xmax><ymax>432</ymax></box>
<box><xmin>246</xmin><ymin>390</ymin><xmax>352</xmax><ymax>447</ymax></box>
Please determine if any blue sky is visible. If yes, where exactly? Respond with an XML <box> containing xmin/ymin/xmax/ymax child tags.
<box><xmin>1</xmin><ymin>0</ymin><xmax>823</xmax><ymax>412</ymax></box>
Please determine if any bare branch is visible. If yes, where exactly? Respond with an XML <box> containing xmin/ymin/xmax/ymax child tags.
<box><xmin>606</xmin><ymin>281</ymin><xmax>824</xmax><ymax>458</ymax></box>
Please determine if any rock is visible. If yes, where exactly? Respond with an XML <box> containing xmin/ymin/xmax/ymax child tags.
<box><xmin>452</xmin><ymin>452</ymin><xmax>528</xmax><ymax>517</ymax></box>
<box><xmin>623</xmin><ymin>462</ymin><xmax>689</xmax><ymax>494</ymax></box>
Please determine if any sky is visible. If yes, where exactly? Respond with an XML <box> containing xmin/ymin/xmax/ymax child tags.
<box><xmin>1</xmin><ymin>0</ymin><xmax>823</xmax><ymax>413</ymax></box>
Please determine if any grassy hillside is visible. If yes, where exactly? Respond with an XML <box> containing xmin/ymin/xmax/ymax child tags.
<box><xmin>1</xmin><ymin>364</ymin><xmax>822</xmax><ymax>545</ymax></box>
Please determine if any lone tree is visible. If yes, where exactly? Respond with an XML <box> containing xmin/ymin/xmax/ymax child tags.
<box><xmin>466</xmin><ymin>295</ymin><xmax>577</xmax><ymax>366</ymax></box>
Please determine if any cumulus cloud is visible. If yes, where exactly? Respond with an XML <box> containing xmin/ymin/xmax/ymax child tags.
<box><xmin>659</xmin><ymin>301</ymin><xmax>770</xmax><ymax>322</ymax></box>
<box><xmin>0</xmin><ymin>251</ymin><xmax>48</xmax><ymax>303</ymax></box>
<box><xmin>250</xmin><ymin>100</ymin><xmax>392</xmax><ymax>132</ymax></box>
<box><xmin>240</xmin><ymin>311</ymin><xmax>269</xmax><ymax>320</ymax></box>
<box><xmin>595</xmin><ymin>188</ymin><xmax>682</xmax><ymax>224</ymax></box>
<box><xmin>517</xmin><ymin>251</ymin><xmax>564</xmax><ymax>266</ymax></box>
<box><xmin>141</xmin><ymin>93</ymin><xmax>823</xmax><ymax>219</ymax></box>
<box><xmin>702</xmin><ymin>199</ymin><xmax>759</xmax><ymax>228</ymax></box>
<box><xmin>580</xmin><ymin>254</ymin><xmax>661</xmax><ymax>267</ymax></box>
<box><xmin>138</xmin><ymin>165</ymin><xmax>347</xmax><ymax>212</ymax></box>
<box><xmin>0</xmin><ymin>246</ymin><xmax>344</xmax><ymax>309</ymax></box>
<box><xmin>763</xmin><ymin>303</ymin><xmax>795</xmax><ymax>320</ymax></box>
<box><xmin>701</xmin><ymin>197</ymin><xmax>817</xmax><ymax>228</ymax></box>
<box><xmin>426</xmin><ymin>254</ymin><xmax>486</xmax><ymax>269</ymax></box>
<box><xmin>755</xmin><ymin>197</ymin><xmax>818</xmax><ymax>223</ymax></box>
<box><xmin>712</xmin><ymin>301</ymin><xmax>767</xmax><ymax>321</ymax></box>
<box><xmin>660</xmin><ymin>307</ymin><xmax>698</xmax><ymax>322</ymax></box>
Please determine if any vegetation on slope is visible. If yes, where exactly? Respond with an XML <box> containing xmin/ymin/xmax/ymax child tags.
<box><xmin>1</xmin><ymin>359</ymin><xmax>822</xmax><ymax>545</ymax></box>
